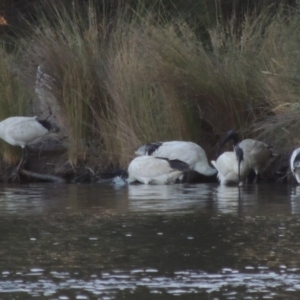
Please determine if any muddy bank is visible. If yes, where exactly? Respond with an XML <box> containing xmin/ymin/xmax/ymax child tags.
<box><xmin>0</xmin><ymin>148</ymin><xmax>98</xmax><ymax>184</ymax></box>
<box><xmin>0</xmin><ymin>143</ymin><xmax>292</xmax><ymax>184</ymax></box>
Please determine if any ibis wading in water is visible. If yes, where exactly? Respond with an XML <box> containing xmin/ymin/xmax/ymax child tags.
<box><xmin>127</xmin><ymin>156</ymin><xmax>190</xmax><ymax>184</ymax></box>
<box><xmin>217</xmin><ymin>130</ymin><xmax>274</xmax><ymax>183</ymax></box>
<box><xmin>0</xmin><ymin>116</ymin><xmax>51</xmax><ymax>174</ymax></box>
<box><xmin>290</xmin><ymin>148</ymin><xmax>300</xmax><ymax>183</ymax></box>
<box><xmin>211</xmin><ymin>151</ymin><xmax>252</xmax><ymax>185</ymax></box>
<box><xmin>135</xmin><ymin>141</ymin><xmax>217</xmax><ymax>178</ymax></box>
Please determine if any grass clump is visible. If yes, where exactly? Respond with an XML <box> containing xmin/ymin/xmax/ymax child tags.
<box><xmin>18</xmin><ymin>2</ymin><xmax>213</xmax><ymax>168</ymax></box>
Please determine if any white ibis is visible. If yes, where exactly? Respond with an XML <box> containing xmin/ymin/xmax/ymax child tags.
<box><xmin>0</xmin><ymin>116</ymin><xmax>51</xmax><ymax>174</ymax></box>
<box><xmin>127</xmin><ymin>156</ymin><xmax>190</xmax><ymax>185</ymax></box>
<box><xmin>217</xmin><ymin>130</ymin><xmax>274</xmax><ymax>183</ymax></box>
<box><xmin>135</xmin><ymin>141</ymin><xmax>217</xmax><ymax>177</ymax></box>
<box><xmin>211</xmin><ymin>151</ymin><xmax>252</xmax><ymax>186</ymax></box>
<box><xmin>290</xmin><ymin>148</ymin><xmax>300</xmax><ymax>183</ymax></box>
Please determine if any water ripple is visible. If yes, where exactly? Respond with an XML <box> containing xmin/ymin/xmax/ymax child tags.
<box><xmin>0</xmin><ymin>269</ymin><xmax>300</xmax><ymax>298</ymax></box>
<box><xmin>0</xmin><ymin>182</ymin><xmax>298</xmax><ymax>216</ymax></box>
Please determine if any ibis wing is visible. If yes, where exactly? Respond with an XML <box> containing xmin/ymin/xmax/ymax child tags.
<box><xmin>5</xmin><ymin>119</ymin><xmax>48</xmax><ymax>145</ymax></box>
<box><xmin>128</xmin><ymin>156</ymin><xmax>176</xmax><ymax>178</ymax></box>
<box><xmin>291</xmin><ymin>149</ymin><xmax>300</xmax><ymax>172</ymax></box>
<box><xmin>167</xmin><ymin>159</ymin><xmax>190</xmax><ymax>172</ymax></box>
<box><xmin>240</xmin><ymin>139</ymin><xmax>271</xmax><ymax>158</ymax></box>
<box><xmin>150</xmin><ymin>141</ymin><xmax>206</xmax><ymax>166</ymax></box>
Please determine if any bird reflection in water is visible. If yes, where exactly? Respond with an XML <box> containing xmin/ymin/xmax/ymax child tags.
<box><xmin>290</xmin><ymin>185</ymin><xmax>300</xmax><ymax>214</ymax></box>
<box><xmin>214</xmin><ymin>185</ymin><xmax>242</xmax><ymax>215</ymax></box>
<box><xmin>127</xmin><ymin>184</ymin><xmax>213</xmax><ymax>214</ymax></box>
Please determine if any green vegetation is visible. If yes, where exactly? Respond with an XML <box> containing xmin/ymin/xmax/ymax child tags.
<box><xmin>0</xmin><ymin>0</ymin><xmax>299</xmax><ymax>172</ymax></box>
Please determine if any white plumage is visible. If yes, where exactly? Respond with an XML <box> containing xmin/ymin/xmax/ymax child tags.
<box><xmin>127</xmin><ymin>156</ymin><xmax>190</xmax><ymax>185</ymax></box>
<box><xmin>135</xmin><ymin>141</ymin><xmax>217</xmax><ymax>177</ymax></box>
<box><xmin>218</xmin><ymin>130</ymin><xmax>274</xmax><ymax>182</ymax></box>
<box><xmin>238</xmin><ymin>139</ymin><xmax>273</xmax><ymax>177</ymax></box>
<box><xmin>211</xmin><ymin>151</ymin><xmax>252</xmax><ymax>186</ymax></box>
<box><xmin>0</xmin><ymin>116</ymin><xmax>49</xmax><ymax>147</ymax></box>
<box><xmin>290</xmin><ymin>148</ymin><xmax>300</xmax><ymax>183</ymax></box>
<box><xmin>0</xmin><ymin>116</ymin><xmax>50</xmax><ymax>173</ymax></box>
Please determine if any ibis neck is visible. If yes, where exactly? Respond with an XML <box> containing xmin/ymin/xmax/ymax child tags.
<box><xmin>231</xmin><ymin>133</ymin><xmax>240</xmax><ymax>146</ymax></box>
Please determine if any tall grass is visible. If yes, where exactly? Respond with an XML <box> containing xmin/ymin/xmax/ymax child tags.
<box><xmin>3</xmin><ymin>0</ymin><xmax>299</xmax><ymax>171</ymax></box>
<box><xmin>0</xmin><ymin>45</ymin><xmax>32</xmax><ymax>165</ymax></box>
<box><xmin>19</xmin><ymin>1</ymin><xmax>211</xmax><ymax>167</ymax></box>
<box><xmin>253</xmin><ymin>3</ymin><xmax>300</xmax><ymax>152</ymax></box>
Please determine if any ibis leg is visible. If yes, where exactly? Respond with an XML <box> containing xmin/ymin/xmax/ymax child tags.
<box><xmin>14</xmin><ymin>146</ymin><xmax>29</xmax><ymax>174</ymax></box>
<box><xmin>7</xmin><ymin>147</ymin><xmax>29</xmax><ymax>182</ymax></box>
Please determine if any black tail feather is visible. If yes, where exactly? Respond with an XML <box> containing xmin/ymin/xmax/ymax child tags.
<box><xmin>143</xmin><ymin>142</ymin><xmax>163</xmax><ymax>155</ymax></box>
<box><xmin>38</xmin><ymin>119</ymin><xmax>59</xmax><ymax>132</ymax></box>
<box><xmin>156</xmin><ymin>157</ymin><xmax>190</xmax><ymax>172</ymax></box>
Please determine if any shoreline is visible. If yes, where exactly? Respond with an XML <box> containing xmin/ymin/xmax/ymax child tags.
<box><xmin>0</xmin><ymin>147</ymin><xmax>292</xmax><ymax>185</ymax></box>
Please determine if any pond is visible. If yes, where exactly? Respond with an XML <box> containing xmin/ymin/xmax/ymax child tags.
<box><xmin>0</xmin><ymin>182</ymin><xmax>300</xmax><ymax>299</ymax></box>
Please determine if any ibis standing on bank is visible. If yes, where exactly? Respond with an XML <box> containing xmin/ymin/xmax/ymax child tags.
<box><xmin>0</xmin><ymin>116</ymin><xmax>52</xmax><ymax>174</ymax></box>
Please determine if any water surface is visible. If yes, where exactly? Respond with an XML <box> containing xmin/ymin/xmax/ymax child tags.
<box><xmin>0</xmin><ymin>182</ymin><xmax>300</xmax><ymax>299</ymax></box>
